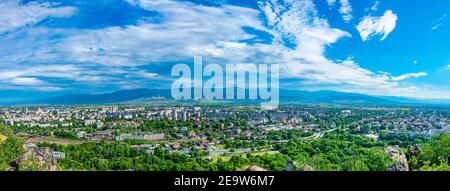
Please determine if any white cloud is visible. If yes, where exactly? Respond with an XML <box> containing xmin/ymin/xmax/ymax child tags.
<box><xmin>327</xmin><ymin>0</ymin><xmax>337</xmax><ymax>7</ymax></box>
<box><xmin>260</xmin><ymin>1</ymin><xmax>396</xmax><ymax>91</ymax></box>
<box><xmin>326</xmin><ymin>0</ymin><xmax>353</xmax><ymax>23</ymax></box>
<box><xmin>431</xmin><ymin>14</ymin><xmax>447</xmax><ymax>30</ymax></box>
<box><xmin>431</xmin><ymin>24</ymin><xmax>441</xmax><ymax>30</ymax></box>
<box><xmin>257</xmin><ymin>1</ymin><xmax>444</xmax><ymax>99</ymax></box>
<box><xmin>356</xmin><ymin>10</ymin><xmax>398</xmax><ymax>41</ymax></box>
<box><xmin>0</xmin><ymin>75</ymin><xmax>65</xmax><ymax>92</ymax></box>
<box><xmin>338</xmin><ymin>0</ymin><xmax>353</xmax><ymax>23</ymax></box>
<box><xmin>35</xmin><ymin>86</ymin><xmax>65</xmax><ymax>92</ymax></box>
<box><xmin>370</xmin><ymin>1</ymin><xmax>380</xmax><ymax>11</ymax></box>
<box><xmin>0</xmin><ymin>63</ymin><xmax>126</xmax><ymax>91</ymax></box>
<box><xmin>392</xmin><ymin>72</ymin><xmax>427</xmax><ymax>81</ymax></box>
<box><xmin>260</xmin><ymin>0</ymin><xmax>351</xmax><ymax>54</ymax></box>
<box><xmin>9</xmin><ymin>77</ymin><xmax>45</xmax><ymax>85</ymax></box>
<box><xmin>0</xmin><ymin>0</ymin><xmax>267</xmax><ymax>91</ymax></box>
<box><xmin>0</xmin><ymin>0</ymin><xmax>76</xmax><ymax>33</ymax></box>
<box><xmin>58</xmin><ymin>0</ymin><xmax>267</xmax><ymax>65</ymax></box>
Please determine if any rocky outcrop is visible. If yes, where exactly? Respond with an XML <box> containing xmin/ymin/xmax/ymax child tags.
<box><xmin>407</xmin><ymin>144</ymin><xmax>422</xmax><ymax>160</ymax></box>
<box><xmin>286</xmin><ymin>160</ymin><xmax>296</xmax><ymax>171</ymax></box>
<box><xmin>385</xmin><ymin>146</ymin><xmax>409</xmax><ymax>171</ymax></box>
<box><xmin>298</xmin><ymin>165</ymin><xmax>314</xmax><ymax>171</ymax></box>
<box><xmin>286</xmin><ymin>160</ymin><xmax>314</xmax><ymax>171</ymax></box>
<box><xmin>244</xmin><ymin>165</ymin><xmax>268</xmax><ymax>171</ymax></box>
<box><xmin>11</xmin><ymin>147</ymin><xmax>57</xmax><ymax>171</ymax></box>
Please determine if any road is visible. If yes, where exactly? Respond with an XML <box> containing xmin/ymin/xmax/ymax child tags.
<box><xmin>304</xmin><ymin>128</ymin><xmax>338</xmax><ymax>139</ymax></box>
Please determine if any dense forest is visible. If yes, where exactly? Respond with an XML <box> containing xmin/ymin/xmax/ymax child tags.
<box><xmin>36</xmin><ymin>131</ymin><xmax>449</xmax><ymax>171</ymax></box>
<box><xmin>1</xmin><ymin>123</ymin><xmax>449</xmax><ymax>171</ymax></box>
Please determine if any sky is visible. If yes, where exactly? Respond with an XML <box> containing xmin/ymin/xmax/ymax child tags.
<box><xmin>0</xmin><ymin>0</ymin><xmax>449</xmax><ymax>103</ymax></box>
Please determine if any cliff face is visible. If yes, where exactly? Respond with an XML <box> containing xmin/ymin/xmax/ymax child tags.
<box><xmin>385</xmin><ymin>146</ymin><xmax>409</xmax><ymax>171</ymax></box>
<box><xmin>11</xmin><ymin>147</ymin><xmax>57</xmax><ymax>171</ymax></box>
<box><xmin>286</xmin><ymin>160</ymin><xmax>314</xmax><ymax>171</ymax></box>
<box><xmin>244</xmin><ymin>165</ymin><xmax>268</xmax><ymax>171</ymax></box>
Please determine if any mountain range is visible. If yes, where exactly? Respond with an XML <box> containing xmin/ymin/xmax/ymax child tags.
<box><xmin>31</xmin><ymin>88</ymin><xmax>450</xmax><ymax>106</ymax></box>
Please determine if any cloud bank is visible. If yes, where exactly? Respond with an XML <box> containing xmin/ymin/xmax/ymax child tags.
<box><xmin>0</xmin><ymin>0</ymin><xmax>446</xmax><ymax>99</ymax></box>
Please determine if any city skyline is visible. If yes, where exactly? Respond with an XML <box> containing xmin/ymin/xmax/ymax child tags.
<box><xmin>1</xmin><ymin>0</ymin><xmax>450</xmax><ymax>103</ymax></box>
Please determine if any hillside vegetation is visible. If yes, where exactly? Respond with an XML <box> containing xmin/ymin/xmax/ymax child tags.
<box><xmin>0</xmin><ymin>124</ymin><xmax>24</xmax><ymax>170</ymax></box>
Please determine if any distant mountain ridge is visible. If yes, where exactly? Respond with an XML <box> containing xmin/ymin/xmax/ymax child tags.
<box><xmin>278</xmin><ymin>90</ymin><xmax>445</xmax><ymax>105</ymax></box>
<box><xmin>35</xmin><ymin>88</ymin><xmax>450</xmax><ymax>106</ymax></box>
<box><xmin>39</xmin><ymin>89</ymin><xmax>171</xmax><ymax>105</ymax></box>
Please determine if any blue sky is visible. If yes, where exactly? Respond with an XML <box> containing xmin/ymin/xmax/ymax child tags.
<box><xmin>0</xmin><ymin>0</ymin><xmax>449</xmax><ymax>102</ymax></box>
